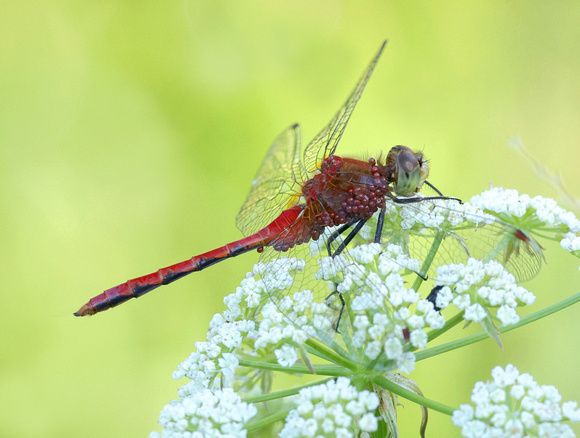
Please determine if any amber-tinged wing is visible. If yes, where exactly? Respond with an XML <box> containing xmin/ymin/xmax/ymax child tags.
<box><xmin>236</xmin><ymin>124</ymin><xmax>307</xmax><ymax>236</ymax></box>
<box><xmin>302</xmin><ymin>40</ymin><xmax>387</xmax><ymax>173</ymax></box>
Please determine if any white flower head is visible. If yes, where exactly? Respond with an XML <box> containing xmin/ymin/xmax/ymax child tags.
<box><xmin>470</xmin><ymin>187</ymin><xmax>580</xmax><ymax>259</ymax></box>
<box><xmin>436</xmin><ymin>258</ymin><xmax>536</xmax><ymax>328</ymax></box>
<box><xmin>156</xmin><ymin>387</ymin><xmax>257</xmax><ymax>437</ymax></box>
<box><xmin>279</xmin><ymin>377</ymin><xmax>379</xmax><ymax>437</ymax></box>
<box><xmin>453</xmin><ymin>364</ymin><xmax>579</xmax><ymax>437</ymax></box>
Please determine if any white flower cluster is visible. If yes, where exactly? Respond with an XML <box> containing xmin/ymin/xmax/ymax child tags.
<box><xmin>561</xmin><ymin>232</ymin><xmax>580</xmax><ymax>258</ymax></box>
<box><xmin>150</xmin><ymin>387</ymin><xmax>257</xmax><ymax>438</ymax></box>
<box><xmin>435</xmin><ymin>258</ymin><xmax>536</xmax><ymax>326</ymax></box>
<box><xmin>253</xmin><ymin>258</ymin><xmax>319</xmax><ymax>367</ymax></box>
<box><xmin>452</xmin><ymin>364</ymin><xmax>580</xmax><ymax>438</ymax></box>
<box><xmin>279</xmin><ymin>377</ymin><xmax>379</xmax><ymax>438</ymax></box>
<box><xmin>470</xmin><ymin>187</ymin><xmax>580</xmax><ymax>255</ymax></box>
<box><xmin>315</xmin><ymin>243</ymin><xmax>444</xmax><ymax>373</ymax></box>
<box><xmin>396</xmin><ymin>197</ymin><xmax>494</xmax><ymax>230</ymax></box>
<box><xmin>173</xmin><ymin>257</ymin><xmax>316</xmax><ymax>391</ymax></box>
<box><xmin>172</xmin><ymin>275</ymin><xmax>264</xmax><ymax>393</ymax></box>
<box><xmin>152</xmin><ymin>267</ymin><xmax>289</xmax><ymax>436</ymax></box>
<box><xmin>256</xmin><ymin>297</ymin><xmax>315</xmax><ymax>367</ymax></box>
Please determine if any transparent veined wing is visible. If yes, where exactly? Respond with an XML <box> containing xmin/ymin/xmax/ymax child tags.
<box><xmin>238</xmin><ymin>40</ymin><xmax>387</xmax><ymax>236</ymax></box>
<box><xmin>302</xmin><ymin>40</ymin><xmax>387</xmax><ymax>173</ymax></box>
<box><xmin>373</xmin><ymin>197</ymin><xmax>544</xmax><ymax>283</ymax></box>
<box><xmin>236</xmin><ymin>123</ymin><xmax>307</xmax><ymax>237</ymax></box>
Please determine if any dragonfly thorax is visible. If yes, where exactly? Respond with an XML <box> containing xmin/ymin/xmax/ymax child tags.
<box><xmin>301</xmin><ymin>156</ymin><xmax>390</xmax><ymax>232</ymax></box>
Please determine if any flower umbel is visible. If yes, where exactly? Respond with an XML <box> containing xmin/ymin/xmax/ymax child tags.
<box><xmin>452</xmin><ymin>364</ymin><xmax>580</xmax><ymax>438</ymax></box>
<box><xmin>432</xmin><ymin>258</ymin><xmax>536</xmax><ymax>344</ymax></box>
<box><xmin>279</xmin><ymin>377</ymin><xmax>379</xmax><ymax>438</ymax></box>
<box><xmin>470</xmin><ymin>187</ymin><xmax>580</xmax><ymax>262</ymax></box>
<box><xmin>150</xmin><ymin>387</ymin><xmax>257</xmax><ymax>438</ymax></box>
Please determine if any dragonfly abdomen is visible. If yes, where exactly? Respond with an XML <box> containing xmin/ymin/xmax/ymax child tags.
<box><xmin>74</xmin><ymin>206</ymin><xmax>305</xmax><ymax>316</ymax></box>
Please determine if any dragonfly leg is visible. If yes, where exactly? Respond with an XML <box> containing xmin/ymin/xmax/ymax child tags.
<box><xmin>374</xmin><ymin>206</ymin><xmax>386</xmax><ymax>244</ymax></box>
<box><xmin>324</xmin><ymin>218</ymin><xmax>369</xmax><ymax>332</ymax></box>
<box><xmin>424</xmin><ymin>180</ymin><xmax>444</xmax><ymax>196</ymax></box>
<box><xmin>325</xmin><ymin>223</ymin><xmax>352</xmax><ymax>257</ymax></box>
<box><xmin>333</xmin><ymin>291</ymin><xmax>346</xmax><ymax>332</ymax></box>
<box><xmin>386</xmin><ymin>191</ymin><xmax>462</xmax><ymax>205</ymax></box>
<box><xmin>332</xmin><ymin>219</ymin><xmax>368</xmax><ymax>257</ymax></box>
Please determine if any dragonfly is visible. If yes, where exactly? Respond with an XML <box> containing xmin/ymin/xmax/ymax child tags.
<box><xmin>74</xmin><ymin>40</ymin><xmax>543</xmax><ymax>320</ymax></box>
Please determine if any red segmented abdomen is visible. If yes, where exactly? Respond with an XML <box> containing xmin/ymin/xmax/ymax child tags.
<box><xmin>74</xmin><ymin>205</ymin><xmax>304</xmax><ymax>316</ymax></box>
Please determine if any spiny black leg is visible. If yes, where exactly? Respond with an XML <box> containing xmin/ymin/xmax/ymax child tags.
<box><xmin>326</xmin><ymin>218</ymin><xmax>369</xmax><ymax>332</ymax></box>
<box><xmin>332</xmin><ymin>218</ymin><xmax>368</xmax><ymax>257</ymax></box>
<box><xmin>333</xmin><ymin>290</ymin><xmax>346</xmax><ymax>332</ymax></box>
<box><xmin>386</xmin><ymin>192</ymin><xmax>462</xmax><ymax>205</ymax></box>
<box><xmin>374</xmin><ymin>206</ymin><xmax>386</xmax><ymax>244</ymax></box>
<box><xmin>424</xmin><ymin>181</ymin><xmax>444</xmax><ymax>197</ymax></box>
<box><xmin>323</xmin><ymin>223</ymin><xmax>353</xmax><ymax>333</ymax></box>
<box><xmin>326</xmin><ymin>223</ymin><xmax>352</xmax><ymax>257</ymax></box>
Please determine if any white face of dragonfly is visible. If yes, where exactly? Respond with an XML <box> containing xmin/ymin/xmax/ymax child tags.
<box><xmin>389</xmin><ymin>146</ymin><xmax>429</xmax><ymax>197</ymax></box>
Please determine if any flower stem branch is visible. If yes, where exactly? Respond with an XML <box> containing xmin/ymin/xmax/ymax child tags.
<box><xmin>243</xmin><ymin>377</ymin><xmax>335</xmax><ymax>404</ymax></box>
<box><xmin>372</xmin><ymin>374</ymin><xmax>455</xmax><ymax>415</ymax></box>
<box><xmin>245</xmin><ymin>406</ymin><xmax>294</xmax><ymax>431</ymax></box>
<box><xmin>415</xmin><ymin>292</ymin><xmax>580</xmax><ymax>361</ymax></box>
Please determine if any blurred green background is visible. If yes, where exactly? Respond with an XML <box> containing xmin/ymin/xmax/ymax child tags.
<box><xmin>2</xmin><ymin>1</ymin><xmax>579</xmax><ymax>436</ymax></box>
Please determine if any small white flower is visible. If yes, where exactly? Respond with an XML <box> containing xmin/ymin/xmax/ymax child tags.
<box><xmin>358</xmin><ymin>412</ymin><xmax>378</xmax><ymax>432</ymax></box>
<box><xmin>452</xmin><ymin>404</ymin><xmax>475</xmax><ymax>426</ymax></box>
<box><xmin>492</xmin><ymin>364</ymin><xmax>520</xmax><ymax>387</ymax></box>
<box><xmin>275</xmin><ymin>344</ymin><xmax>299</xmax><ymax>367</ymax></box>
<box><xmin>563</xmin><ymin>401</ymin><xmax>580</xmax><ymax>422</ymax></box>
<box><xmin>496</xmin><ymin>305</ymin><xmax>520</xmax><ymax>326</ymax></box>
<box><xmin>409</xmin><ymin>329</ymin><xmax>428</xmax><ymax>349</ymax></box>
<box><xmin>218</xmin><ymin>353</ymin><xmax>239</xmax><ymax>376</ymax></box>
<box><xmin>384</xmin><ymin>337</ymin><xmax>403</xmax><ymax>359</ymax></box>
<box><xmin>454</xmin><ymin>365</ymin><xmax>579</xmax><ymax>437</ymax></box>
<box><xmin>464</xmin><ymin>303</ymin><xmax>487</xmax><ymax>322</ymax></box>
<box><xmin>396</xmin><ymin>352</ymin><xmax>416</xmax><ymax>374</ymax></box>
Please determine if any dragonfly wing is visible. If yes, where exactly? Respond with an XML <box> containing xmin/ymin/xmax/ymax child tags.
<box><xmin>236</xmin><ymin>123</ymin><xmax>307</xmax><ymax>236</ymax></box>
<box><xmin>376</xmin><ymin>199</ymin><xmax>543</xmax><ymax>283</ymax></box>
<box><xmin>302</xmin><ymin>40</ymin><xmax>387</xmax><ymax>173</ymax></box>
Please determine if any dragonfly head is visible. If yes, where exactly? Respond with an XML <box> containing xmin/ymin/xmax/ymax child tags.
<box><xmin>388</xmin><ymin>145</ymin><xmax>429</xmax><ymax>197</ymax></box>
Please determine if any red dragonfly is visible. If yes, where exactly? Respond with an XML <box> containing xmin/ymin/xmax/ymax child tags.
<box><xmin>75</xmin><ymin>41</ymin><xmax>542</xmax><ymax>318</ymax></box>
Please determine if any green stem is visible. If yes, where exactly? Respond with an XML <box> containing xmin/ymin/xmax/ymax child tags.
<box><xmin>304</xmin><ymin>338</ymin><xmax>358</xmax><ymax>371</ymax></box>
<box><xmin>244</xmin><ymin>377</ymin><xmax>334</xmax><ymax>404</ymax></box>
<box><xmin>412</xmin><ymin>231</ymin><xmax>445</xmax><ymax>292</ymax></box>
<box><xmin>482</xmin><ymin>232</ymin><xmax>512</xmax><ymax>263</ymax></box>
<box><xmin>415</xmin><ymin>292</ymin><xmax>580</xmax><ymax>361</ymax></box>
<box><xmin>372</xmin><ymin>374</ymin><xmax>455</xmax><ymax>415</ymax></box>
<box><xmin>245</xmin><ymin>406</ymin><xmax>293</xmax><ymax>431</ymax></box>
<box><xmin>425</xmin><ymin>311</ymin><xmax>464</xmax><ymax>343</ymax></box>
<box><xmin>238</xmin><ymin>358</ymin><xmax>346</xmax><ymax>376</ymax></box>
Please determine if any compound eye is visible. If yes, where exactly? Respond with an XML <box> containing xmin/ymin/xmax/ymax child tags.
<box><xmin>397</xmin><ymin>151</ymin><xmax>419</xmax><ymax>175</ymax></box>
<box><xmin>395</xmin><ymin>151</ymin><xmax>421</xmax><ymax>196</ymax></box>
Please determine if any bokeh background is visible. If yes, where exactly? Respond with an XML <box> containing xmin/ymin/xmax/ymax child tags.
<box><xmin>2</xmin><ymin>1</ymin><xmax>579</xmax><ymax>436</ymax></box>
